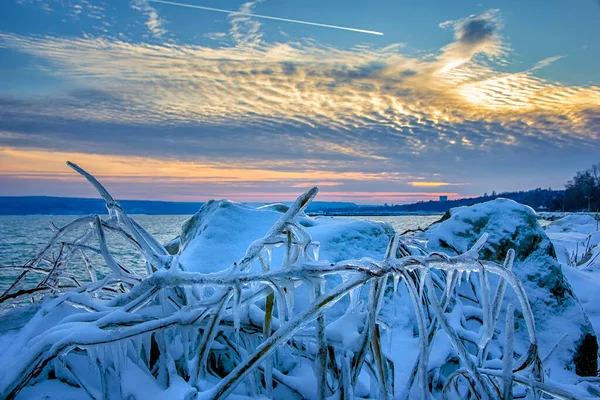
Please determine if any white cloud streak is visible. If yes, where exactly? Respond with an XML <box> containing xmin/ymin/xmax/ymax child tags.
<box><xmin>131</xmin><ymin>0</ymin><xmax>167</xmax><ymax>38</ymax></box>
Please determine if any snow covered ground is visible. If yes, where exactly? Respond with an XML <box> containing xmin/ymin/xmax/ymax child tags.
<box><xmin>1</xmin><ymin>168</ymin><xmax>600</xmax><ymax>400</ymax></box>
<box><xmin>548</xmin><ymin>214</ymin><xmax>600</xmax><ymax>350</ymax></box>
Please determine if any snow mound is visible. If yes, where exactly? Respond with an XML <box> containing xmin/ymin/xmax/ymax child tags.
<box><xmin>547</xmin><ymin>215</ymin><xmax>599</xmax><ymax>235</ymax></box>
<box><xmin>546</xmin><ymin>215</ymin><xmax>600</xmax><ymax>268</ymax></box>
<box><xmin>424</xmin><ymin>198</ymin><xmax>598</xmax><ymax>376</ymax></box>
<box><xmin>178</xmin><ymin>199</ymin><xmax>395</xmax><ymax>273</ymax></box>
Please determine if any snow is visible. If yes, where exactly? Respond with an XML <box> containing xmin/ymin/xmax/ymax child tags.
<box><xmin>178</xmin><ymin>199</ymin><xmax>394</xmax><ymax>274</ymax></box>
<box><xmin>546</xmin><ymin>215</ymin><xmax>600</xmax><ymax>267</ymax></box>
<box><xmin>3</xmin><ymin>171</ymin><xmax>600</xmax><ymax>400</ymax></box>
<box><xmin>424</xmin><ymin>198</ymin><xmax>597</xmax><ymax>380</ymax></box>
<box><xmin>562</xmin><ymin>267</ymin><xmax>600</xmax><ymax>335</ymax></box>
<box><xmin>547</xmin><ymin>214</ymin><xmax>600</xmax><ymax>347</ymax></box>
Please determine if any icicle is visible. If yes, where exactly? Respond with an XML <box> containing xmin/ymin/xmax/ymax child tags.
<box><xmin>181</xmin><ymin>327</ymin><xmax>190</xmax><ymax>361</ymax></box>
<box><xmin>503</xmin><ymin>304</ymin><xmax>515</xmax><ymax>400</ymax></box>
<box><xmin>306</xmin><ymin>279</ymin><xmax>316</xmax><ymax>303</ymax></box>
<box><xmin>266</xmin><ymin>248</ymin><xmax>272</xmax><ymax>268</ymax></box>
<box><xmin>385</xmin><ymin>235</ymin><xmax>399</xmax><ymax>260</ymax></box>
<box><xmin>143</xmin><ymin>335</ymin><xmax>152</xmax><ymax>367</ymax></box>
<box><xmin>349</xmin><ymin>287</ymin><xmax>359</xmax><ymax>309</ymax></box>
<box><xmin>478</xmin><ymin>265</ymin><xmax>492</xmax><ymax>351</ymax></box>
<box><xmin>275</xmin><ymin>285</ymin><xmax>287</xmax><ymax>322</ymax></box>
<box><xmin>87</xmin><ymin>346</ymin><xmax>98</xmax><ymax>370</ymax></box>
<box><xmin>393</xmin><ymin>274</ymin><xmax>400</xmax><ymax>318</ymax></box>
<box><xmin>443</xmin><ymin>269</ymin><xmax>456</xmax><ymax>302</ymax></box>
<box><xmin>312</xmin><ymin>242</ymin><xmax>320</xmax><ymax>261</ymax></box>
<box><xmin>192</xmin><ymin>285</ymin><xmax>203</xmax><ymax>302</ymax></box>
<box><xmin>119</xmin><ymin>341</ymin><xmax>128</xmax><ymax>371</ymax></box>
<box><xmin>290</xmin><ymin>242</ymin><xmax>301</xmax><ymax>265</ymax></box>
<box><xmin>457</xmin><ymin>270</ymin><xmax>464</xmax><ymax>287</ymax></box>
<box><xmin>393</xmin><ymin>274</ymin><xmax>400</xmax><ymax>296</ymax></box>
<box><xmin>418</xmin><ymin>269</ymin><xmax>427</xmax><ymax>299</ymax></box>
<box><xmin>283</xmin><ymin>282</ymin><xmax>295</xmax><ymax>318</ymax></box>
<box><xmin>283</xmin><ymin>229</ymin><xmax>293</xmax><ymax>269</ymax></box>
<box><xmin>110</xmin><ymin>342</ymin><xmax>121</xmax><ymax>373</ymax></box>
<box><xmin>131</xmin><ymin>336</ymin><xmax>142</xmax><ymax>362</ymax></box>
<box><xmin>96</xmin><ymin>345</ymin><xmax>106</xmax><ymax>370</ymax></box>
<box><xmin>233</xmin><ymin>282</ymin><xmax>242</xmax><ymax>347</ymax></box>
<box><xmin>53</xmin><ymin>357</ymin><xmax>62</xmax><ymax>378</ymax></box>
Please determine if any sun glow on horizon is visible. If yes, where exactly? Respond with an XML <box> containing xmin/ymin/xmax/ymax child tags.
<box><xmin>0</xmin><ymin>147</ymin><xmax>459</xmax><ymax>203</ymax></box>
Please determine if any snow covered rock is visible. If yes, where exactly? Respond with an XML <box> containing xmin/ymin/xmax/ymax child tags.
<box><xmin>177</xmin><ymin>199</ymin><xmax>395</xmax><ymax>273</ymax></box>
<box><xmin>425</xmin><ymin>199</ymin><xmax>598</xmax><ymax>376</ymax></box>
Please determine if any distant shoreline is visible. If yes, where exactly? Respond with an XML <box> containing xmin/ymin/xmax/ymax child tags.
<box><xmin>309</xmin><ymin>212</ymin><xmax>443</xmax><ymax>217</ymax></box>
<box><xmin>1</xmin><ymin>195</ymin><xmax>598</xmax><ymax>217</ymax></box>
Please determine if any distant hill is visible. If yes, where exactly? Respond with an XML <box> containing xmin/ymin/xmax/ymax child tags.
<box><xmin>0</xmin><ymin>196</ymin><xmax>360</xmax><ymax>216</ymax></box>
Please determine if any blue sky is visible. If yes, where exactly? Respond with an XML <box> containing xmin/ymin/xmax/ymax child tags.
<box><xmin>0</xmin><ymin>0</ymin><xmax>599</xmax><ymax>203</ymax></box>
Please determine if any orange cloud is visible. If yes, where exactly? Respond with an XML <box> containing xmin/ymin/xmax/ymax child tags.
<box><xmin>409</xmin><ymin>181</ymin><xmax>450</xmax><ymax>187</ymax></box>
<box><xmin>0</xmin><ymin>147</ymin><xmax>405</xmax><ymax>184</ymax></box>
<box><xmin>408</xmin><ymin>181</ymin><xmax>468</xmax><ymax>187</ymax></box>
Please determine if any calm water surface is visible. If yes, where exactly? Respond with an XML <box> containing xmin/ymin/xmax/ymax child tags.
<box><xmin>0</xmin><ymin>214</ymin><xmax>441</xmax><ymax>292</ymax></box>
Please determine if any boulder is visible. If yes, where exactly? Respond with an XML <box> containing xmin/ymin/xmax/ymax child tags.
<box><xmin>424</xmin><ymin>199</ymin><xmax>597</xmax><ymax>376</ymax></box>
<box><xmin>177</xmin><ymin>199</ymin><xmax>395</xmax><ymax>273</ymax></box>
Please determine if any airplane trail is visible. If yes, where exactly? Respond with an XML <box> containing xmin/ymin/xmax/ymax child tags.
<box><xmin>147</xmin><ymin>0</ymin><xmax>384</xmax><ymax>35</ymax></box>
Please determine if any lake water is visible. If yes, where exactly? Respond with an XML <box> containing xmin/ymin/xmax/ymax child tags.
<box><xmin>0</xmin><ymin>214</ymin><xmax>441</xmax><ymax>294</ymax></box>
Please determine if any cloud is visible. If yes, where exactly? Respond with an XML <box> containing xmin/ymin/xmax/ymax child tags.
<box><xmin>0</xmin><ymin>147</ymin><xmax>409</xmax><ymax>184</ymax></box>
<box><xmin>438</xmin><ymin>10</ymin><xmax>505</xmax><ymax>73</ymax></box>
<box><xmin>456</xmin><ymin>16</ymin><xmax>496</xmax><ymax>45</ymax></box>
<box><xmin>203</xmin><ymin>32</ymin><xmax>228</xmax><ymax>41</ymax></box>
<box><xmin>0</xmin><ymin>147</ymin><xmax>452</xmax><ymax>202</ymax></box>
<box><xmin>131</xmin><ymin>0</ymin><xmax>167</xmax><ymax>38</ymax></box>
<box><xmin>529</xmin><ymin>55</ymin><xmax>566</xmax><ymax>71</ymax></box>
<box><xmin>0</xmin><ymin>9</ymin><xmax>599</xmax><ymax>200</ymax></box>
<box><xmin>409</xmin><ymin>181</ymin><xmax>448</xmax><ymax>187</ymax></box>
<box><xmin>0</xmin><ymin>21</ymin><xmax>597</xmax><ymax>148</ymax></box>
<box><xmin>17</xmin><ymin>0</ymin><xmax>108</xmax><ymax>23</ymax></box>
<box><xmin>229</xmin><ymin>1</ymin><xmax>264</xmax><ymax>47</ymax></box>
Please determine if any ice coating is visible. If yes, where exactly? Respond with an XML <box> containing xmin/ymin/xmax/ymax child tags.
<box><xmin>0</xmin><ymin>163</ymin><xmax>595</xmax><ymax>399</ymax></box>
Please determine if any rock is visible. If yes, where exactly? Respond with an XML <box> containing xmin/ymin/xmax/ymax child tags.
<box><xmin>425</xmin><ymin>199</ymin><xmax>598</xmax><ymax>376</ymax></box>
<box><xmin>177</xmin><ymin>199</ymin><xmax>395</xmax><ymax>274</ymax></box>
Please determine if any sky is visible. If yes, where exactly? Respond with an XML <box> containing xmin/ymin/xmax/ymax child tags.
<box><xmin>0</xmin><ymin>0</ymin><xmax>599</xmax><ymax>204</ymax></box>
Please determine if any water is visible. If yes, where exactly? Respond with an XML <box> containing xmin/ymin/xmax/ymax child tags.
<box><xmin>0</xmin><ymin>214</ymin><xmax>440</xmax><ymax>293</ymax></box>
<box><xmin>337</xmin><ymin>215</ymin><xmax>442</xmax><ymax>234</ymax></box>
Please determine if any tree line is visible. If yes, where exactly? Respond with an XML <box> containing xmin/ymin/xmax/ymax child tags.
<box><xmin>564</xmin><ymin>163</ymin><xmax>600</xmax><ymax>212</ymax></box>
<box><xmin>315</xmin><ymin>163</ymin><xmax>600</xmax><ymax>214</ymax></box>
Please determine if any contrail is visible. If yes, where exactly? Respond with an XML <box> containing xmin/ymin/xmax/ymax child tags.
<box><xmin>147</xmin><ymin>0</ymin><xmax>384</xmax><ymax>36</ymax></box>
